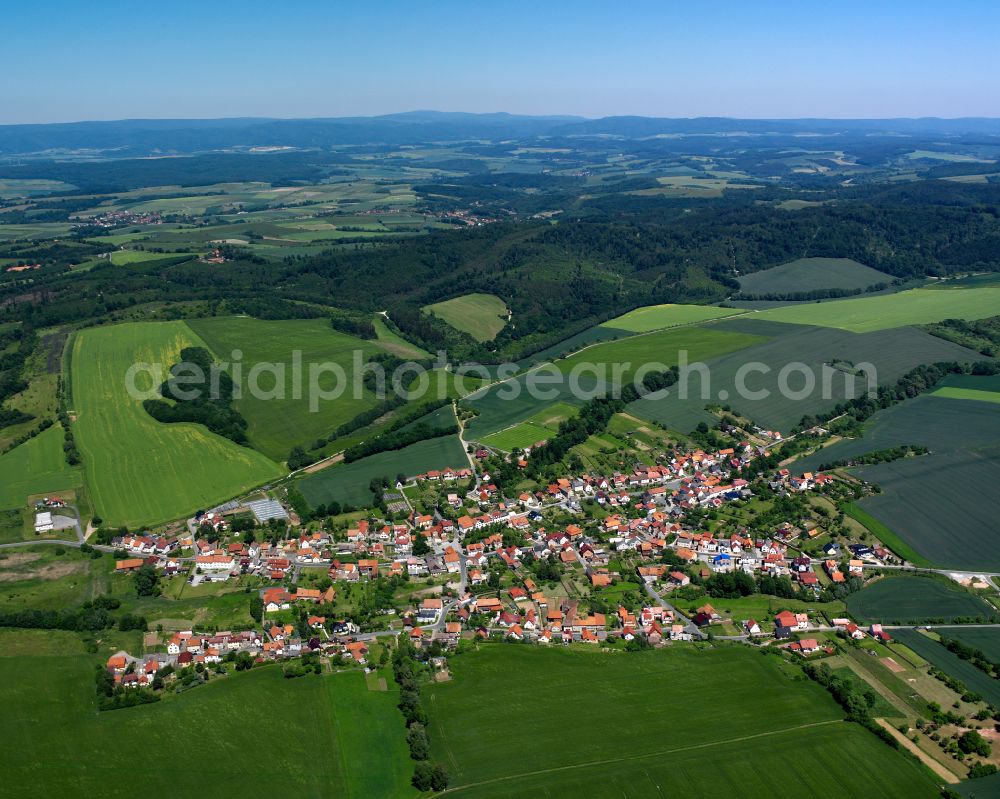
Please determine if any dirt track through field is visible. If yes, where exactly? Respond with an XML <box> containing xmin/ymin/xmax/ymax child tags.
<box><xmin>875</xmin><ymin>719</ymin><xmax>960</xmax><ymax>782</ymax></box>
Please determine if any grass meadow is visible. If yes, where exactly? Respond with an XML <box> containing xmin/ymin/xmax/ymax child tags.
<box><xmin>0</xmin><ymin>642</ymin><xmax>415</xmax><ymax>798</ymax></box>
<box><xmin>425</xmin><ymin>644</ymin><xmax>938</xmax><ymax>799</ymax></box>
<box><xmin>70</xmin><ymin>322</ymin><xmax>281</xmax><ymax>528</ymax></box>
<box><xmin>423</xmin><ymin>292</ymin><xmax>509</xmax><ymax>341</ymax></box>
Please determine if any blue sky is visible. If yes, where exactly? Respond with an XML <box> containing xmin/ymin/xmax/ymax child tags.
<box><xmin>4</xmin><ymin>0</ymin><xmax>999</xmax><ymax>123</ymax></box>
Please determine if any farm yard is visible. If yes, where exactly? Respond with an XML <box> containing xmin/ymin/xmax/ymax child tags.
<box><xmin>69</xmin><ymin>322</ymin><xmax>281</xmax><ymax>528</ymax></box>
<box><xmin>737</xmin><ymin>257</ymin><xmax>892</xmax><ymax>296</ymax></box>
<box><xmin>845</xmin><ymin>576</ymin><xmax>997</xmax><ymax>624</ymax></box>
<box><xmin>297</xmin><ymin>434</ymin><xmax>468</xmax><ymax>508</ymax></box>
<box><xmin>188</xmin><ymin>316</ymin><xmax>386</xmax><ymax>461</ymax></box>
<box><xmin>422</xmin><ymin>293</ymin><xmax>509</xmax><ymax>341</ymax></box>
<box><xmin>796</xmin><ymin>392</ymin><xmax>1000</xmax><ymax>569</ymax></box>
<box><xmin>0</xmin><ymin>644</ymin><xmax>416</xmax><ymax>799</ymax></box>
<box><xmin>425</xmin><ymin>644</ymin><xmax>939</xmax><ymax>799</ymax></box>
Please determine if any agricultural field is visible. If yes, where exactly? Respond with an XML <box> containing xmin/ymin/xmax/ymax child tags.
<box><xmin>930</xmin><ymin>373</ymin><xmax>1000</xmax><ymax>405</ymax></box>
<box><xmin>935</xmin><ymin>627</ymin><xmax>1000</xmax><ymax>663</ymax></box>
<box><xmin>108</xmin><ymin>250</ymin><xmax>197</xmax><ymax>265</ymax></box>
<box><xmin>0</xmin><ymin>425</ymin><xmax>83</xmax><ymax>512</ymax></box>
<box><xmin>425</xmin><ymin>644</ymin><xmax>938</xmax><ymax>799</ymax></box>
<box><xmin>188</xmin><ymin>316</ymin><xmax>385</xmax><ymax>461</ymax></box>
<box><xmin>737</xmin><ymin>257</ymin><xmax>891</xmax><ymax>296</ymax></box>
<box><xmin>892</xmin><ymin>629</ymin><xmax>1000</xmax><ymax>707</ymax></box>
<box><xmin>481</xmin><ymin>421</ymin><xmax>554</xmax><ymax>451</ymax></box>
<box><xmin>598</xmin><ymin>302</ymin><xmax>740</xmax><ymax>333</ymax></box>
<box><xmin>422</xmin><ymin>293</ymin><xmax>509</xmax><ymax>341</ymax></box>
<box><xmin>464</xmin><ymin>324</ymin><xmax>762</xmax><ymax>439</ymax></box>
<box><xmin>795</xmin><ymin>392</ymin><xmax>1000</xmax><ymax>569</ymax></box>
<box><xmin>752</xmin><ymin>286</ymin><xmax>1000</xmax><ymax>332</ymax></box>
<box><xmin>845</xmin><ymin>576</ymin><xmax>996</xmax><ymax>624</ymax></box>
<box><xmin>70</xmin><ymin>322</ymin><xmax>281</xmax><ymax>528</ymax></box>
<box><xmin>629</xmin><ymin>321</ymin><xmax>979</xmax><ymax>434</ymax></box>
<box><xmin>298</xmin><ymin>434</ymin><xmax>468</xmax><ymax>508</ymax></box>
<box><xmin>0</xmin><ymin>647</ymin><xmax>416</xmax><ymax>798</ymax></box>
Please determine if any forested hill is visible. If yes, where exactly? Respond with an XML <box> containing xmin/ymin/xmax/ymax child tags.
<box><xmin>3</xmin><ymin>179</ymin><xmax>999</xmax><ymax>363</ymax></box>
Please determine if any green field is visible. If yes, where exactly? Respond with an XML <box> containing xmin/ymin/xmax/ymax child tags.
<box><xmin>752</xmin><ymin>286</ymin><xmax>1000</xmax><ymax>332</ymax></box>
<box><xmin>188</xmin><ymin>316</ymin><xmax>385</xmax><ymax>461</ymax></box>
<box><xmin>599</xmin><ymin>302</ymin><xmax>740</xmax><ymax>333</ymax></box>
<box><xmin>845</xmin><ymin>576</ymin><xmax>996</xmax><ymax>624</ymax></box>
<box><xmin>373</xmin><ymin>315</ymin><xmax>431</xmax><ymax>359</ymax></box>
<box><xmin>0</xmin><ymin>425</ymin><xmax>83</xmax><ymax>510</ymax></box>
<box><xmin>0</xmin><ymin>643</ymin><xmax>415</xmax><ymax>798</ymax></box>
<box><xmin>629</xmin><ymin>320</ymin><xmax>978</xmax><ymax>434</ymax></box>
<box><xmin>298</xmin><ymin>434</ymin><xmax>468</xmax><ymax>508</ymax></box>
<box><xmin>930</xmin><ymin>374</ymin><xmax>1000</xmax><ymax>405</ymax></box>
<box><xmin>935</xmin><ymin>627</ymin><xmax>1000</xmax><ymax>663</ymax></box>
<box><xmin>425</xmin><ymin>644</ymin><xmax>938</xmax><ymax>798</ymax></box>
<box><xmin>795</xmin><ymin>392</ymin><xmax>1000</xmax><ymax>569</ymax></box>
<box><xmin>465</xmin><ymin>324</ymin><xmax>762</xmax><ymax>439</ymax></box>
<box><xmin>738</xmin><ymin>257</ymin><xmax>891</xmax><ymax>296</ymax></box>
<box><xmin>481</xmin><ymin>421</ymin><xmax>554</xmax><ymax>451</ymax></box>
<box><xmin>70</xmin><ymin>322</ymin><xmax>281</xmax><ymax>527</ymax></box>
<box><xmin>892</xmin><ymin>629</ymin><xmax>1000</xmax><ymax>707</ymax></box>
<box><xmin>109</xmin><ymin>250</ymin><xmax>197</xmax><ymax>265</ymax></box>
<box><xmin>423</xmin><ymin>293</ymin><xmax>509</xmax><ymax>342</ymax></box>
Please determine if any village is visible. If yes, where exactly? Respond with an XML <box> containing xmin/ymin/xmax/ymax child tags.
<box><xmin>100</xmin><ymin>433</ymin><xmax>918</xmax><ymax>695</ymax></box>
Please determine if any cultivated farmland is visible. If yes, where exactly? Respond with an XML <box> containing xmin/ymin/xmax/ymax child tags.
<box><xmin>0</xmin><ymin>649</ymin><xmax>416</xmax><ymax>798</ymax></box>
<box><xmin>892</xmin><ymin>629</ymin><xmax>1000</xmax><ymax>707</ymax></box>
<box><xmin>845</xmin><ymin>576</ymin><xmax>996</xmax><ymax>624</ymax></box>
<box><xmin>465</xmin><ymin>325</ymin><xmax>763</xmax><ymax>439</ymax></box>
<box><xmin>481</xmin><ymin>421</ymin><xmax>554</xmax><ymax>451</ymax></box>
<box><xmin>752</xmin><ymin>286</ymin><xmax>1000</xmax><ymax>332</ymax></box>
<box><xmin>425</xmin><ymin>644</ymin><xmax>938</xmax><ymax>799</ymax></box>
<box><xmin>298</xmin><ymin>434</ymin><xmax>468</xmax><ymax>508</ymax></box>
<box><xmin>932</xmin><ymin>627</ymin><xmax>1000</xmax><ymax>663</ymax></box>
<box><xmin>70</xmin><ymin>322</ymin><xmax>281</xmax><ymax>527</ymax></box>
<box><xmin>188</xmin><ymin>316</ymin><xmax>385</xmax><ymax>460</ymax></box>
<box><xmin>795</xmin><ymin>393</ymin><xmax>1000</xmax><ymax>569</ymax></box>
<box><xmin>738</xmin><ymin>257</ymin><xmax>891</xmax><ymax>296</ymax></box>
<box><xmin>599</xmin><ymin>302</ymin><xmax>740</xmax><ymax>333</ymax></box>
<box><xmin>629</xmin><ymin>321</ymin><xmax>980</xmax><ymax>434</ymax></box>
<box><xmin>0</xmin><ymin>425</ymin><xmax>83</xmax><ymax>510</ymax></box>
<box><xmin>423</xmin><ymin>292</ymin><xmax>509</xmax><ymax>341</ymax></box>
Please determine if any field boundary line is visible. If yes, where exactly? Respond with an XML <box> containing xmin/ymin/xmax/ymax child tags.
<box><xmin>437</xmin><ymin>718</ymin><xmax>844</xmax><ymax>795</ymax></box>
